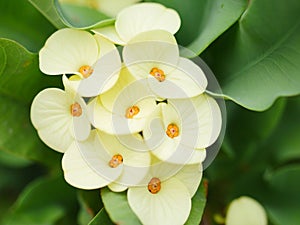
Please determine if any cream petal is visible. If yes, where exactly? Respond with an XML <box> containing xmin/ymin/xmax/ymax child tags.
<box><xmin>225</xmin><ymin>196</ymin><xmax>268</xmax><ymax>225</ymax></box>
<box><xmin>76</xmin><ymin>44</ymin><xmax>121</xmax><ymax>97</ymax></box>
<box><xmin>71</xmin><ymin>114</ymin><xmax>91</xmax><ymax>141</ymax></box>
<box><xmin>30</xmin><ymin>88</ymin><xmax>73</xmax><ymax>152</ymax></box>
<box><xmin>76</xmin><ymin>130</ymin><xmax>123</xmax><ymax>183</ymax></box>
<box><xmin>123</xmin><ymin>30</ymin><xmax>179</xmax><ymax>79</ymax></box>
<box><xmin>143</xmin><ymin>108</ymin><xmax>170</xmax><ymax>151</ymax></box>
<box><xmin>39</xmin><ymin>28</ymin><xmax>98</xmax><ymax>75</ymax></box>
<box><xmin>92</xmin><ymin>26</ymin><xmax>126</xmax><ymax>45</ymax></box>
<box><xmin>94</xmin><ymin>34</ymin><xmax>118</xmax><ymax>59</ymax></box>
<box><xmin>62</xmin><ymin>141</ymin><xmax>111</xmax><ymax>189</ymax></box>
<box><xmin>161</xmin><ymin>57</ymin><xmax>207</xmax><ymax>98</ymax></box>
<box><xmin>108</xmin><ymin>79</ymin><xmax>156</xmax><ymax>118</ymax></box>
<box><xmin>37</xmin><ymin>121</ymin><xmax>72</xmax><ymax>153</ymax></box>
<box><xmin>160</xmin><ymin>102</ymin><xmax>181</xmax><ymax>129</ymax></box>
<box><xmin>184</xmin><ymin>149</ymin><xmax>207</xmax><ymax>165</ymax></box>
<box><xmin>174</xmin><ymin>164</ymin><xmax>203</xmax><ymax>197</ymax></box>
<box><xmin>148</xmin><ymin>57</ymin><xmax>207</xmax><ymax>99</ymax></box>
<box><xmin>148</xmin><ymin>160</ymin><xmax>183</xmax><ymax>182</ymax></box>
<box><xmin>100</xmin><ymin>66</ymin><xmax>137</xmax><ymax>112</ymax></box>
<box><xmin>108</xmin><ymin>182</ymin><xmax>128</xmax><ymax>192</ymax></box>
<box><xmin>169</xmin><ymin>95</ymin><xmax>222</xmax><ymax>149</ymax></box>
<box><xmin>144</xmin><ymin>119</ymin><xmax>197</xmax><ymax>165</ymax></box>
<box><xmin>88</xmin><ymin>97</ymin><xmax>149</xmax><ymax>135</ymax></box>
<box><xmin>116</xmin><ymin>3</ymin><xmax>181</xmax><ymax>43</ymax></box>
<box><xmin>97</xmin><ymin>130</ymin><xmax>150</xmax><ymax>186</ymax></box>
<box><xmin>150</xmin><ymin>135</ymin><xmax>202</xmax><ymax>165</ymax></box>
<box><xmin>87</xmin><ymin>98</ymin><xmax>115</xmax><ymax>134</ymax></box>
<box><xmin>62</xmin><ymin>74</ymin><xmax>80</xmax><ymax>94</ymax></box>
<box><xmin>144</xmin><ymin>103</ymin><xmax>206</xmax><ymax>165</ymax></box>
<box><xmin>98</xmin><ymin>131</ymin><xmax>150</xmax><ymax>167</ymax></box>
<box><xmin>127</xmin><ymin>177</ymin><xmax>191</xmax><ymax>225</ymax></box>
<box><xmin>69</xmin><ymin>95</ymin><xmax>91</xmax><ymax>141</ymax></box>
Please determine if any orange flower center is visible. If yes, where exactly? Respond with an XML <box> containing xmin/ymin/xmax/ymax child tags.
<box><xmin>150</xmin><ymin>67</ymin><xmax>165</xmax><ymax>82</ymax></box>
<box><xmin>166</xmin><ymin>123</ymin><xmax>179</xmax><ymax>138</ymax></box>
<box><xmin>70</xmin><ymin>102</ymin><xmax>82</xmax><ymax>117</ymax></box>
<box><xmin>108</xmin><ymin>154</ymin><xmax>123</xmax><ymax>168</ymax></box>
<box><xmin>125</xmin><ymin>106</ymin><xmax>140</xmax><ymax>119</ymax></box>
<box><xmin>79</xmin><ymin>65</ymin><xmax>93</xmax><ymax>78</ymax></box>
<box><xmin>148</xmin><ymin>177</ymin><xmax>161</xmax><ymax>194</ymax></box>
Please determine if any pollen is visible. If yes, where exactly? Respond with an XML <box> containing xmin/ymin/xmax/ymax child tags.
<box><xmin>70</xmin><ymin>102</ymin><xmax>82</xmax><ymax>117</ymax></box>
<box><xmin>150</xmin><ymin>67</ymin><xmax>165</xmax><ymax>82</ymax></box>
<box><xmin>148</xmin><ymin>177</ymin><xmax>161</xmax><ymax>194</ymax></box>
<box><xmin>125</xmin><ymin>106</ymin><xmax>140</xmax><ymax>118</ymax></box>
<box><xmin>109</xmin><ymin>154</ymin><xmax>123</xmax><ymax>168</ymax></box>
<box><xmin>79</xmin><ymin>65</ymin><xmax>93</xmax><ymax>78</ymax></box>
<box><xmin>166</xmin><ymin>123</ymin><xmax>179</xmax><ymax>138</ymax></box>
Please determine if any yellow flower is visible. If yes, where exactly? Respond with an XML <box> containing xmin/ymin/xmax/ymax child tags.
<box><xmin>225</xmin><ymin>196</ymin><xmax>268</xmax><ymax>225</ymax></box>
<box><xmin>39</xmin><ymin>28</ymin><xmax>122</xmax><ymax>97</ymax></box>
<box><xmin>128</xmin><ymin>159</ymin><xmax>203</xmax><ymax>225</ymax></box>
<box><xmin>30</xmin><ymin>77</ymin><xmax>90</xmax><ymax>153</ymax></box>
<box><xmin>88</xmin><ymin>67</ymin><xmax>158</xmax><ymax>135</ymax></box>
<box><xmin>62</xmin><ymin>130</ymin><xmax>150</xmax><ymax>190</ymax></box>
<box><xmin>144</xmin><ymin>94</ymin><xmax>221</xmax><ymax>165</ymax></box>
<box><xmin>93</xmin><ymin>2</ymin><xmax>181</xmax><ymax>45</ymax></box>
<box><xmin>123</xmin><ymin>30</ymin><xmax>208</xmax><ymax>99</ymax></box>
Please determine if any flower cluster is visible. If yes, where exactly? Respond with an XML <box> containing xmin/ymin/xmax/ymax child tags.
<box><xmin>30</xmin><ymin>2</ymin><xmax>222</xmax><ymax>225</ymax></box>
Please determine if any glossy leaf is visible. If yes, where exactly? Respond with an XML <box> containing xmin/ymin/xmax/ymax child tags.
<box><xmin>3</xmin><ymin>176</ymin><xmax>77</xmax><ymax>225</ymax></box>
<box><xmin>0</xmin><ymin>39</ymin><xmax>61</xmax><ymax>103</ymax></box>
<box><xmin>224</xmin><ymin>98</ymin><xmax>286</xmax><ymax>161</ymax></box>
<box><xmin>0</xmin><ymin>163</ymin><xmax>48</xmax><ymax>224</ymax></box>
<box><xmin>29</xmin><ymin>0</ymin><xmax>115</xmax><ymax>29</ymax></box>
<box><xmin>263</xmin><ymin>165</ymin><xmax>300</xmax><ymax>225</ymax></box>
<box><xmin>0</xmin><ymin>39</ymin><xmax>61</xmax><ymax>166</ymax></box>
<box><xmin>185</xmin><ymin>179</ymin><xmax>207</xmax><ymax>225</ymax></box>
<box><xmin>0</xmin><ymin>150</ymin><xmax>31</xmax><ymax>168</ymax></box>
<box><xmin>77</xmin><ymin>189</ymin><xmax>103</xmax><ymax>225</ymax></box>
<box><xmin>101</xmin><ymin>188</ymin><xmax>141</xmax><ymax>225</ymax></box>
<box><xmin>0</xmin><ymin>0</ymin><xmax>56</xmax><ymax>53</ymax></box>
<box><xmin>146</xmin><ymin>0</ymin><xmax>247</xmax><ymax>52</ymax></box>
<box><xmin>88</xmin><ymin>208</ymin><xmax>114</xmax><ymax>225</ymax></box>
<box><xmin>269</xmin><ymin>96</ymin><xmax>300</xmax><ymax>163</ymax></box>
<box><xmin>202</xmin><ymin>0</ymin><xmax>300</xmax><ymax>110</ymax></box>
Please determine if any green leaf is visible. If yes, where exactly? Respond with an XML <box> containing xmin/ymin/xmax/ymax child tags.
<box><xmin>269</xmin><ymin>96</ymin><xmax>300</xmax><ymax>163</ymax></box>
<box><xmin>202</xmin><ymin>0</ymin><xmax>300</xmax><ymax>110</ymax></box>
<box><xmin>186</xmin><ymin>0</ymin><xmax>247</xmax><ymax>55</ymax></box>
<box><xmin>101</xmin><ymin>188</ymin><xmax>141</xmax><ymax>225</ymax></box>
<box><xmin>88</xmin><ymin>208</ymin><xmax>114</xmax><ymax>225</ymax></box>
<box><xmin>0</xmin><ymin>0</ymin><xmax>56</xmax><ymax>53</ymax></box>
<box><xmin>185</xmin><ymin>179</ymin><xmax>207</xmax><ymax>225</ymax></box>
<box><xmin>0</xmin><ymin>151</ymin><xmax>31</xmax><ymax>168</ymax></box>
<box><xmin>0</xmin><ymin>163</ymin><xmax>48</xmax><ymax>224</ymax></box>
<box><xmin>0</xmin><ymin>39</ymin><xmax>61</xmax><ymax>103</ymax></box>
<box><xmin>224</xmin><ymin>98</ymin><xmax>286</xmax><ymax>162</ymax></box>
<box><xmin>146</xmin><ymin>0</ymin><xmax>247</xmax><ymax>54</ymax></box>
<box><xmin>0</xmin><ymin>39</ymin><xmax>61</xmax><ymax>166</ymax></box>
<box><xmin>3</xmin><ymin>176</ymin><xmax>78</xmax><ymax>225</ymax></box>
<box><xmin>77</xmin><ymin>189</ymin><xmax>103</xmax><ymax>225</ymax></box>
<box><xmin>263</xmin><ymin>165</ymin><xmax>300</xmax><ymax>225</ymax></box>
<box><xmin>29</xmin><ymin>0</ymin><xmax>115</xmax><ymax>29</ymax></box>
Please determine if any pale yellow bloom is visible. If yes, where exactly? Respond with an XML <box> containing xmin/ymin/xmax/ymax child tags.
<box><xmin>128</xmin><ymin>159</ymin><xmax>203</xmax><ymax>225</ymax></box>
<box><xmin>62</xmin><ymin>129</ymin><xmax>150</xmax><ymax>190</ymax></box>
<box><xmin>225</xmin><ymin>196</ymin><xmax>268</xmax><ymax>225</ymax></box>
<box><xmin>39</xmin><ymin>28</ymin><xmax>121</xmax><ymax>97</ymax></box>
<box><xmin>93</xmin><ymin>2</ymin><xmax>181</xmax><ymax>45</ymax></box>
